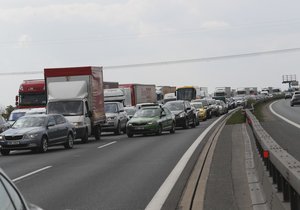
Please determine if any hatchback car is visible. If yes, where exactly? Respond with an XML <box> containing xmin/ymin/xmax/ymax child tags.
<box><xmin>0</xmin><ymin>168</ymin><xmax>42</xmax><ymax>210</ymax></box>
<box><xmin>164</xmin><ymin>100</ymin><xmax>197</xmax><ymax>129</ymax></box>
<box><xmin>290</xmin><ymin>94</ymin><xmax>300</xmax><ymax>107</ymax></box>
<box><xmin>0</xmin><ymin>114</ymin><xmax>75</xmax><ymax>155</ymax></box>
<box><xmin>126</xmin><ymin>106</ymin><xmax>175</xmax><ymax>137</ymax></box>
<box><xmin>191</xmin><ymin>102</ymin><xmax>207</xmax><ymax>121</ymax></box>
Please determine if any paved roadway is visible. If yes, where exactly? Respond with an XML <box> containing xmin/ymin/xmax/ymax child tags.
<box><xmin>0</xmin><ymin>118</ymin><xmax>218</xmax><ymax>210</ymax></box>
<box><xmin>261</xmin><ymin>98</ymin><xmax>300</xmax><ymax>161</ymax></box>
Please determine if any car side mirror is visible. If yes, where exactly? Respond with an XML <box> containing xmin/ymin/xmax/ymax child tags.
<box><xmin>86</xmin><ymin>111</ymin><xmax>92</xmax><ymax>118</ymax></box>
<box><xmin>161</xmin><ymin>112</ymin><xmax>166</xmax><ymax>117</ymax></box>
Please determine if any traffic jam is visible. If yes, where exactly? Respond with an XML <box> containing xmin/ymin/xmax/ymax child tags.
<box><xmin>0</xmin><ymin>66</ymin><xmax>275</xmax><ymax>156</ymax></box>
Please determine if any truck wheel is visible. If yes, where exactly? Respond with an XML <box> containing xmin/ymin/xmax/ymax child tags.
<box><xmin>81</xmin><ymin>128</ymin><xmax>89</xmax><ymax>143</ymax></box>
<box><xmin>114</xmin><ymin>122</ymin><xmax>121</xmax><ymax>135</ymax></box>
<box><xmin>94</xmin><ymin>125</ymin><xmax>101</xmax><ymax>141</ymax></box>
<box><xmin>64</xmin><ymin>133</ymin><xmax>74</xmax><ymax>149</ymax></box>
<box><xmin>0</xmin><ymin>149</ymin><xmax>10</xmax><ymax>156</ymax></box>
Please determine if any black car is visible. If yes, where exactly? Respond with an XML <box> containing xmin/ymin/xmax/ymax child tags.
<box><xmin>290</xmin><ymin>94</ymin><xmax>300</xmax><ymax>106</ymax></box>
<box><xmin>164</xmin><ymin>100</ymin><xmax>197</xmax><ymax>129</ymax></box>
<box><xmin>0</xmin><ymin>114</ymin><xmax>76</xmax><ymax>155</ymax></box>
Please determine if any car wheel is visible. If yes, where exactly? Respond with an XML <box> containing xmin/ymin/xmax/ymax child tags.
<box><xmin>115</xmin><ymin>122</ymin><xmax>121</xmax><ymax>135</ymax></box>
<box><xmin>156</xmin><ymin>124</ymin><xmax>162</xmax><ymax>135</ymax></box>
<box><xmin>191</xmin><ymin>117</ymin><xmax>196</xmax><ymax>128</ymax></box>
<box><xmin>170</xmin><ymin>122</ymin><xmax>175</xmax><ymax>134</ymax></box>
<box><xmin>127</xmin><ymin>132</ymin><xmax>133</xmax><ymax>138</ymax></box>
<box><xmin>64</xmin><ymin>133</ymin><xmax>74</xmax><ymax>149</ymax></box>
<box><xmin>39</xmin><ymin>136</ymin><xmax>48</xmax><ymax>153</ymax></box>
<box><xmin>0</xmin><ymin>149</ymin><xmax>10</xmax><ymax>156</ymax></box>
<box><xmin>81</xmin><ymin>128</ymin><xmax>88</xmax><ymax>143</ymax></box>
<box><xmin>94</xmin><ymin>125</ymin><xmax>101</xmax><ymax>141</ymax></box>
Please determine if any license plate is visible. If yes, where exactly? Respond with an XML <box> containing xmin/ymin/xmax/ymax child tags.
<box><xmin>135</xmin><ymin>126</ymin><xmax>144</xmax><ymax>130</ymax></box>
<box><xmin>8</xmin><ymin>141</ymin><xmax>20</xmax><ymax>145</ymax></box>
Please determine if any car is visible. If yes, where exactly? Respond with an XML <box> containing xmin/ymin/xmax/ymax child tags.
<box><xmin>124</xmin><ymin>106</ymin><xmax>137</xmax><ymax>120</ymax></box>
<box><xmin>0</xmin><ymin>116</ymin><xmax>10</xmax><ymax>133</ymax></box>
<box><xmin>135</xmin><ymin>103</ymin><xmax>159</xmax><ymax>109</ymax></box>
<box><xmin>0</xmin><ymin>114</ymin><xmax>75</xmax><ymax>155</ymax></box>
<box><xmin>0</xmin><ymin>168</ymin><xmax>43</xmax><ymax>210</ymax></box>
<box><xmin>215</xmin><ymin>100</ymin><xmax>228</xmax><ymax>115</ymax></box>
<box><xmin>290</xmin><ymin>94</ymin><xmax>300</xmax><ymax>107</ymax></box>
<box><xmin>164</xmin><ymin>100</ymin><xmax>197</xmax><ymax>129</ymax></box>
<box><xmin>102</xmin><ymin>102</ymin><xmax>128</xmax><ymax>135</ymax></box>
<box><xmin>7</xmin><ymin>108</ymin><xmax>31</xmax><ymax>125</ymax></box>
<box><xmin>191</xmin><ymin>102</ymin><xmax>207</xmax><ymax>121</ymax></box>
<box><xmin>192</xmin><ymin>99</ymin><xmax>213</xmax><ymax>118</ymax></box>
<box><xmin>284</xmin><ymin>92</ymin><xmax>292</xmax><ymax>99</ymax></box>
<box><xmin>126</xmin><ymin>106</ymin><xmax>175</xmax><ymax>137</ymax></box>
<box><xmin>25</xmin><ymin>108</ymin><xmax>47</xmax><ymax>115</ymax></box>
<box><xmin>207</xmin><ymin>99</ymin><xmax>220</xmax><ymax>117</ymax></box>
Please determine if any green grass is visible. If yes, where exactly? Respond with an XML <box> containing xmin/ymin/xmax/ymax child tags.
<box><xmin>253</xmin><ymin>101</ymin><xmax>265</xmax><ymax>122</ymax></box>
<box><xmin>226</xmin><ymin>109</ymin><xmax>246</xmax><ymax>125</ymax></box>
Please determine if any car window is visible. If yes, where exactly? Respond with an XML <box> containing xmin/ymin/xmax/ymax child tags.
<box><xmin>54</xmin><ymin>115</ymin><xmax>66</xmax><ymax>124</ymax></box>
<box><xmin>163</xmin><ymin>108</ymin><xmax>171</xmax><ymax>116</ymax></box>
<box><xmin>0</xmin><ymin>175</ymin><xmax>25</xmax><ymax>210</ymax></box>
<box><xmin>48</xmin><ymin>116</ymin><xmax>56</xmax><ymax>126</ymax></box>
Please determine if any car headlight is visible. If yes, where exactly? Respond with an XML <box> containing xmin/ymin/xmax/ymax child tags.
<box><xmin>127</xmin><ymin>123</ymin><xmax>132</xmax><ymax>126</ymax></box>
<box><xmin>73</xmin><ymin>122</ymin><xmax>83</xmax><ymax>127</ymax></box>
<box><xmin>24</xmin><ymin>133</ymin><xmax>39</xmax><ymax>139</ymax></box>
<box><xmin>0</xmin><ymin>135</ymin><xmax>4</xmax><ymax>140</ymax></box>
<box><xmin>107</xmin><ymin>116</ymin><xmax>116</xmax><ymax>121</ymax></box>
<box><xmin>179</xmin><ymin>113</ymin><xmax>185</xmax><ymax>118</ymax></box>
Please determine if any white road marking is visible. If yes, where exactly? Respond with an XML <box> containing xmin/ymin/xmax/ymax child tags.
<box><xmin>145</xmin><ymin>115</ymin><xmax>226</xmax><ymax>210</ymax></box>
<box><xmin>269</xmin><ymin>101</ymin><xmax>300</xmax><ymax>129</ymax></box>
<box><xmin>97</xmin><ymin>141</ymin><xmax>117</xmax><ymax>149</ymax></box>
<box><xmin>12</xmin><ymin>166</ymin><xmax>52</xmax><ymax>182</ymax></box>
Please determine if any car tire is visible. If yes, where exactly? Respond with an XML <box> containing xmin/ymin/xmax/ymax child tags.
<box><xmin>39</xmin><ymin>136</ymin><xmax>48</xmax><ymax>153</ymax></box>
<box><xmin>81</xmin><ymin>128</ymin><xmax>88</xmax><ymax>143</ymax></box>
<box><xmin>64</xmin><ymin>133</ymin><xmax>74</xmax><ymax>149</ymax></box>
<box><xmin>191</xmin><ymin>117</ymin><xmax>196</xmax><ymax>128</ymax></box>
<box><xmin>94</xmin><ymin>125</ymin><xmax>101</xmax><ymax>141</ymax></box>
<box><xmin>0</xmin><ymin>149</ymin><xmax>10</xmax><ymax>156</ymax></box>
<box><xmin>127</xmin><ymin>132</ymin><xmax>133</xmax><ymax>138</ymax></box>
<box><xmin>115</xmin><ymin>122</ymin><xmax>121</xmax><ymax>135</ymax></box>
<box><xmin>156</xmin><ymin>124</ymin><xmax>162</xmax><ymax>135</ymax></box>
<box><xmin>170</xmin><ymin>122</ymin><xmax>175</xmax><ymax>134</ymax></box>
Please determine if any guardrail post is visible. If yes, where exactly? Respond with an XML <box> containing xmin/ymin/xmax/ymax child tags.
<box><xmin>277</xmin><ymin>173</ymin><xmax>283</xmax><ymax>192</ymax></box>
<box><xmin>290</xmin><ymin>187</ymin><xmax>300</xmax><ymax>210</ymax></box>
<box><xmin>283</xmin><ymin>178</ymin><xmax>290</xmax><ymax>202</ymax></box>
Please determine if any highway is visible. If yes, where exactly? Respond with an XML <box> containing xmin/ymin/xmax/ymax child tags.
<box><xmin>0</xmin><ymin>118</ymin><xmax>219</xmax><ymax>210</ymax></box>
<box><xmin>261</xmin><ymin>99</ymin><xmax>300</xmax><ymax>161</ymax></box>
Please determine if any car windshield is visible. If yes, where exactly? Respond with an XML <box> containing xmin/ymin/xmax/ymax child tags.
<box><xmin>164</xmin><ymin>102</ymin><xmax>184</xmax><ymax>111</ymax></box>
<box><xmin>8</xmin><ymin>112</ymin><xmax>27</xmax><ymax>121</ymax></box>
<box><xmin>133</xmin><ymin>108</ymin><xmax>161</xmax><ymax>118</ymax></box>
<box><xmin>105</xmin><ymin>103</ymin><xmax>118</xmax><ymax>113</ymax></box>
<box><xmin>191</xmin><ymin>103</ymin><xmax>203</xmax><ymax>109</ymax></box>
<box><xmin>48</xmin><ymin>101</ymin><xmax>83</xmax><ymax>116</ymax></box>
<box><xmin>12</xmin><ymin>116</ymin><xmax>46</xmax><ymax>128</ymax></box>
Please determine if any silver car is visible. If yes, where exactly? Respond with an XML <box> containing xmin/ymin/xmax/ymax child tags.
<box><xmin>0</xmin><ymin>114</ymin><xmax>75</xmax><ymax>155</ymax></box>
<box><xmin>0</xmin><ymin>167</ymin><xmax>43</xmax><ymax>209</ymax></box>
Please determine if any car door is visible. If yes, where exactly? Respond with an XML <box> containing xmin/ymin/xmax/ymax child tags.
<box><xmin>163</xmin><ymin>108</ymin><xmax>173</xmax><ymax>129</ymax></box>
<box><xmin>54</xmin><ymin>115</ymin><xmax>69</xmax><ymax>143</ymax></box>
<box><xmin>118</xmin><ymin>103</ymin><xmax>127</xmax><ymax>129</ymax></box>
<box><xmin>47</xmin><ymin>116</ymin><xmax>59</xmax><ymax>144</ymax></box>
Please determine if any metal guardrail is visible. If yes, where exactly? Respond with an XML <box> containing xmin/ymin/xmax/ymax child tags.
<box><xmin>245</xmin><ymin>109</ymin><xmax>300</xmax><ymax>210</ymax></box>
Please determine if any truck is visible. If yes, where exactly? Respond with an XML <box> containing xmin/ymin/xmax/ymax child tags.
<box><xmin>104</xmin><ymin>88</ymin><xmax>132</xmax><ymax>106</ymax></box>
<box><xmin>103</xmin><ymin>81</ymin><xmax>119</xmax><ymax>89</ymax></box>
<box><xmin>214</xmin><ymin>87</ymin><xmax>231</xmax><ymax>98</ymax></box>
<box><xmin>16</xmin><ymin>79</ymin><xmax>47</xmax><ymax>109</ymax></box>
<box><xmin>44</xmin><ymin>66</ymin><xmax>106</xmax><ymax>143</ymax></box>
<box><xmin>156</xmin><ymin>86</ymin><xmax>176</xmax><ymax>104</ymax></box>
<box><xmin>119</xmin><ymin>84</ymin><xmax>157</xmax><ymax>106</ymax></box>
<box><xmin>176</xmin><ymin>86</ymin><xmax>202</xmax><ymax>101</ymax></box>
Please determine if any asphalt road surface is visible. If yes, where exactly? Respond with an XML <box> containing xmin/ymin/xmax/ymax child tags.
<box><xmin>0</xmin><ymin>118</ymin><xmax>218</xmax><ymax>210</ymax></box>
<box><xmin>261</xmin><ymin>99</ymin><xmax>300</xmax><ymax>161</ymax></box>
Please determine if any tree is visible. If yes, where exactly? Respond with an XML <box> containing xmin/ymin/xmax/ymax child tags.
<box><xmin>2</xmin><ymin>105</ymin><xmax>15</xmax><ymax>120</ymax></box>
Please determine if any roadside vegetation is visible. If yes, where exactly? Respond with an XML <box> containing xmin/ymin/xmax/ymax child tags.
<box><xmin>226</xmin><ymin>109</ymin><xmax>245</xmax><ymax>125</ymax></box>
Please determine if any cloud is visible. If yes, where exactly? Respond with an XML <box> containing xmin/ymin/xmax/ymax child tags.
<box><xmin>200</xmin><ymin>20</ymin><xmax>230</xmax><ymax>30</ymax></box>
<box><xmin>17</xmin><ymin>34</ymin><xmax>31</xmax><ymax>48</ymax></box>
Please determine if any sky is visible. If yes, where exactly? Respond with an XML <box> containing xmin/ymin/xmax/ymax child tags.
<box><xmin>0</xmin><ymin>0</ymin><xmax>300</xmax><ymax>108</ymax></box>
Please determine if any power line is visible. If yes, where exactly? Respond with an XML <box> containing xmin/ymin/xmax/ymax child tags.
<box><xmin>1</xmin><ymin>47</ymin><xmax>300</xmax><ymax>76</ymax></box>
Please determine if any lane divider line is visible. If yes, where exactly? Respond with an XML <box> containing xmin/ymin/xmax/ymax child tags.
<box><xmin>97</xmin><ymin>141</ymin><xmax>117</xmax><ymax>149</ymax></box>
<box><xmin>145</xmin><ymin>113</ymin><xmax>227</xmax><ymax>210</ymax></box>
<box><xmin>269</xmin><ymin>101</ymin><xmax>300</xmax><ymax>129</ymax></box>
<box><xmin>12</xmin><ymin>166</ymin><xmax>52</xmax><ymax>182</ymax></box>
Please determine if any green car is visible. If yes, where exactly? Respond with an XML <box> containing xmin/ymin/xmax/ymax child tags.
<box><xmin>126</xmin><ymin>106</ymin><xmax>176</xmax><ymax>137</ymax></box>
